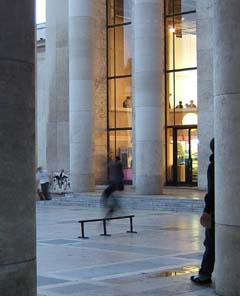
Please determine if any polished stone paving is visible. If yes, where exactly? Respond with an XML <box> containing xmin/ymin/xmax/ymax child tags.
<box><xmin>37</xmin><ymin>201</ymin><xmax>216</xmax><ymax>296</ymax></box>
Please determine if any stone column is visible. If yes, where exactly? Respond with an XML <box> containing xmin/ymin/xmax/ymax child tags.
<box><xmin>46</xmin><ymin>0</ymin><xmax>69</xmax><ymax>173</ymax></box>
<box><xmin>214</xmin><ymin>1</ymin><xmax>240</xmax><ymax>295</ymax></box>
<box><xmin>197</xmin><ymin>0</ymin><xmax>214</xmax><ymax>190</ymax></box>
<box><xmin>133</xmin><ymin>0</ymin><xmax>164</xmax><ymax>194</ymax></box>
<box><xmin>69</xmin><ymin>0</ymin><xmax>95</xmax><ymax>192</ymax></box>
<box><xmin>0</xmin><ymin>1</ymin><xmax>36</xmax><ymax>295</ymax></box>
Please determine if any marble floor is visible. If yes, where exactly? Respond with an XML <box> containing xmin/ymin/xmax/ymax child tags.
<box><xmin>37</xmin><ymin>202</ymin><xmax>216</xmax><ymax>296</ymax></box>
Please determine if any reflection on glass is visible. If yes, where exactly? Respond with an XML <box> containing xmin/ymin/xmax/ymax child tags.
<box><xmin>165</xmin><ymin>0</ymin><xmax>196</xmax><ymax>15</ymax></box>
<box><xmin>109</xmin><ymin>130</ymin><xmax>133</xmax><ymax>180</ymax></box>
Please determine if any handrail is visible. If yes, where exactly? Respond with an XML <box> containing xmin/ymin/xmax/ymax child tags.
<box><xmin>78</xmin><ymin>215</ymin><xmax>136</xmax><ymax>239</ymax></box>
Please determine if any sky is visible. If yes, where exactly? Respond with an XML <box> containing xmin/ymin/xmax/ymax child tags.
<box><xmin>36</xmin><ymin>0</ymin><xmax>46</xmax><ymax>24</ymax></box>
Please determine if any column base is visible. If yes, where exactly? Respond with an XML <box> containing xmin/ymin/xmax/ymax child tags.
<box><xmin>136</xmin><ymin>175</ymin><xmax>162</xmax><ymax>195</ymax></box>
<box><xmin>71</xmin><ymin>174</ymin><xmax>95</xmax><ymax>193</ymax></box>
<box><xmin>215</xmin><ymin>223</ymin><xmax>240</xmax><ymax>296</ymax></box>
<box><xmin>0</xmin><ymin>259</ymin><xmax>36</xmax><ymax>296</ymax></box>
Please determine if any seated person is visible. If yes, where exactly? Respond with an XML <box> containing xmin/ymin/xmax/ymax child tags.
<box><xmin>123</xmin><ymin>96</ymin><xmax>132</xmax><ymax>108</ymax></box>
<box><xmin>185</xmin><ymin>100</ymin><xmax>197</xmax><ymax>108</ymax></box>
<box><xmin>176</xmin><ymin>101</ymin><xmax>183</xmax><ymax>109</ymax></box>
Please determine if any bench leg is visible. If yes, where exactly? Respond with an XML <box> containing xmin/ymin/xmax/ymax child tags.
<box><xmin>100</xmin><ymin>219</ymin><xmax>111</xmax><ymax>236</ymax></box>
<box><xmin>78</xmin><ymin>222</ymin><xmax>89</xmax><ymax>239</ymax></box>
<box><xmin>127</xmin><ymin>216</ymin><xmax>137</xmax><ymax>234</ymax></box>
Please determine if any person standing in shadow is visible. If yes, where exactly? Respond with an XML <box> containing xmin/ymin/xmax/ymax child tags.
<box><xmin>191</xmin><ymin>138</ymin><xmax>215</xmax><ymax>284</ymax></box>
<box><xmin>101</xmin><ymin>156</ymin><xmax>124</xmax><ymax>218</ymax></box>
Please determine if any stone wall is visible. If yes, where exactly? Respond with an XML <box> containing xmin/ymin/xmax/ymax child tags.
<box><xmin>93</xmin><ymin>0</ymin><xmax>108</xmax><ymax>184</ymax></box>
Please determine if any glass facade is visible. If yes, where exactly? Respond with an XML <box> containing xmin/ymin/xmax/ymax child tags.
<box><xmin>106</xmin><ymin>0</ymin><xmax>198</xmax><ymax>186</ymax></box>
<box><xmin>107</xmin><ymin>0</ymin><xmax>133</xmax><ymax>182</ymax></box>
<box><xmin>165</xmin><ymin>0</ymin><xmax>198</xmax><ymax>185</ymax></box>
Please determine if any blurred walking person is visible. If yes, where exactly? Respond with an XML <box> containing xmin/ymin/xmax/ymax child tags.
<box><xmin>101</xmin><ymin>156</ymin><xmax>124</xmax><ymax>218</ymax></box>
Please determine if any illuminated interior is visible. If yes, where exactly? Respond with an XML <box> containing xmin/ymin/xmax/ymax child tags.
<box><xmin>107</xmin><ymin>0</ymin><xmax>133</xmax><ymax>182</ymax></box>
<box><xmin>106</xmin><ymin>0</ymin><xmax>198</xmax><ymax>185</ymax></box>
<box><xmin>165</xmin><ymin>0</ymin><xmax>198</xmax><ymax>185</ymax></box>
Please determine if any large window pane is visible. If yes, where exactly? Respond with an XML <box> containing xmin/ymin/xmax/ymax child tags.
<box><xmin>166</xmin><ymin>70</ymin><xmax>197</xmax><ymax>126</ymax></box>
<box><xmin>115</xmin><ymin>0</ymin><xmax>132</xmax><ymax>25</ymax></box>
<box><xmin>108</xmin><ymin>28</ymin><xmax>115</xmax><ymax>77</ymax></box>
<box><xmin>175</xmin><ymin>69</ymin><xmax>197</xmax><ymax>110</ymax></box>
<box><xmin>191</xmin><ymin>128</ymin><xmax>198</xmax><ymax>183</ymax></box>
<box><xmin>108</xmin><ymin>79</ymin><xmax>115</xmax><ymax>128</ymax></box>
<box><xmin>166</xmin><ymin>17</ymin><xmax>174</xmax><ymax>71</ymax></box>
<box><xmin>115</xmin><ymin>25</ymin><xmax>132</xmax><ymax>76</ymax></box>
<box><xmin>166</xmin><ymin>128</ymin><xmax>173</xmax><ymax>182</ymax></box>
<box><xmin>166</xmin><ymin>0</ymin><xmax>196</xmax><ymax>15</ymax></box>
<box><xmin>166</xmin><ymin>14</ymin><xmax>196</xmax><ymax>70</ymax></box>
<box><xmin>166</xmin><ymin>72</ymin><xmax>175</xmax><ymax>126</ymax></box>
<box><xmin>116</xmin><ymin>77</ymin><xmax>132</xmax><ymax>128</ymax></box>
<box><xmin>108</xmin><ymin>77</ymin><xmax>132</xmax><ymax>129</ymax></box>
<box><xmin>174</xmin><ymin>13</ymin><xmax>196</xmax><ymax>69</ymax></box>
<box><xmin>108</xmin><ymin>0</ymin><xmax>114</xmax><ymax>25</ymax></box>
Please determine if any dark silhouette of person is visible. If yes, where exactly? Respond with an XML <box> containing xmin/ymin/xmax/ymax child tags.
<box><xmin>176</xmin><ymin>101</ymin><xmax>183</xmax><ymax>108</ymax></box>
<box><xmin>191</xmin><ymin>138</ymin><xmax>214</xmax><ymax>284</ymax></box>
<box><xmin>101</xmin><ymin>156</ymin><xmax>124</xmax><ymax>218</ymax></box>
<box><xmin>185</xmin><ymin>100</ymin><xmax>197</xmax><ymax>108</ymax></box>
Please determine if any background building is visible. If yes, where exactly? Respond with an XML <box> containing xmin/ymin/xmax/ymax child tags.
<box><xmin>36</xmin><ymin>0</ymin><xmax>214</xmax><ymax>193</ymax></box>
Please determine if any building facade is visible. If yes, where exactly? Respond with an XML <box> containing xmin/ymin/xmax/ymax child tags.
<box><xmin>3</xmin><ymin>0</ymin><xmax>240</xmax><ymax>294</ymax></box>
<box><xmin>36</xmin><ymin>0</ymin><xmax>214</xmax><ymax>192</ymax></box>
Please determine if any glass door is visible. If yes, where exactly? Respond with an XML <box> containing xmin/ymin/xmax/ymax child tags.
<box><xmin>167</xmin><ymin>126</ymin><xmax>198</xmax><ymax>185</ymax></box>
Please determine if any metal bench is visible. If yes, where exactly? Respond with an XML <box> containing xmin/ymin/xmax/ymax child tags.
<box><xmin>78</xmin><ymin>215</ymin><xmax>137</xmax><ymax>239</ymax></box>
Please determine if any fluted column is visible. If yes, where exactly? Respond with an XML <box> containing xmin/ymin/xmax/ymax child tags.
<box><xmin>0</xmin><ymin>1</ymin><xmax>36</xmax><ymax>295</ymax></box>
<box><xmin>133</xmin><ymin>0</ymin><xmax>164</xmax><ymax>194</ymax></box>
<box><xmin>69</xmin><ymin>0</ymin><xmax>95</xmax><ymax>192</ymax></box>
<box><xmin>46</xmin><ymin>0</ymin><xmax>69</xmax><ymax>173</ymax></box>
<box><xmin>214</xmin><ymin>1</ymin><xmax>240</xmax><ymax>295</ymax></box>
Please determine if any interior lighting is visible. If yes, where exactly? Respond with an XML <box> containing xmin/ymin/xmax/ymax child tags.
<box><xmin>182</xmin><ymin>113</ymin><xmax>198</xmax><ymax>125</ymax></box>
<box><xmin>169</xmin><ymin>27</ymin><xmax>175</xmax><ymax>33</ymax></box>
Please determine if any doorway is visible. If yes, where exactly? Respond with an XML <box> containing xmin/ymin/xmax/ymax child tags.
<box><xmin>167</xmin><ymin>125</ymin><xmax>198</xmax><ymax>186</ymax></box>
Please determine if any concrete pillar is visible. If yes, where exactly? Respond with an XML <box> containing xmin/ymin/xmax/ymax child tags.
<box><xmin>46</xmin><ymin>0</ymin><xmax>69</xmax><ymax>173</ymax></box>
<box><xmin>214</xmin><ymin>1</ymin><xmax>240</xmax><ymax>295</ymax></box>
<box><xmin>133</xmin><ymin>0</ymin><xmax>164</xmax><ymax>194</ymax></box>
<box><xmin>0</xmin><ymin>1</ymin><xmax>36</xmax><ymax>295</ymax></box>
<box><xmin>69</xmin><ymin>0</ymin><xmax>95</xmax><ymax>192</ymax></box>
<box><xmin>197</xmin><ymin>0</ymin><xmax>214</xmax><ymax>190</ymax></box>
